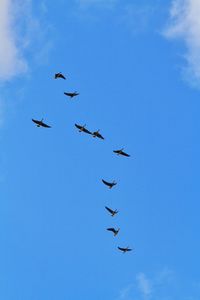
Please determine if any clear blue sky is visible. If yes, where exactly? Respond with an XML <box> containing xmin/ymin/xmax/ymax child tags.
<box><xmin>1</xmin><ymin>1</ymin><xmax>200</xmax><ymax>299</ymax></box>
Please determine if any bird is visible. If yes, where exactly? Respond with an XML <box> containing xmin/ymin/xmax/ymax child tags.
<box><xmin>118</xmin><ymin>246</ymin><xmax>132</xmax><ymax>253</ymax></box>
<box><xmin>107</xmin><ymin>227</ymin><xmax>120</xmax><ymax>236</ymax></box>
<box><xmin>105</xmin><ymin>206</ymin><xmax>118</xmax><ymax>217</ymax></box>
<box><xmin>75</xmin><ymin>123</ymin><xmax>91</xmax><ymax>135</ymax></box>
<box><xmin>102</xmin><ymin>179</ymin><xmax>117</xmax><ymax>189</ymax></box>
<box><xmin>32</xmin><ymin>118</ymin><xmax>51</xmax><ymax>128</ymax></box>
<box><xmin>113</xmin><ymin>148</ymin><xmax>130</xmax><ymax>157</ymax></box>
<box><xmin>55</xmin><ymin>72</ymin><xmax>66</xmax><ymax>80</ymax></box>
<box><xmin>92</xmin><ymin>130</ymin><xmax>104</xmax><ymax>140</ymax></box>
<box><xmin>64</xmin><ymin>91</ymin><xmax>79</xmax><ymax>98</ymax></box>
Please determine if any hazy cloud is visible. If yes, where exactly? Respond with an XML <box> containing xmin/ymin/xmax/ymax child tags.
<box><xmin>0</xmin><ymin>0</ymin><xmax>28</xmax><ymax>81</ymax></box>
<box><xmin>164</xmin><ymin>0</ymin><xmax>200</xmax><ymax>87</ymax></box>
<box><xmin>0</xmin><ymin>0</ymin><xmax>51</xmax><ymax>82</ymax></box>
<box><xmin>137</xmin><ymin>273</ymin><xmax>152</xmax><ymax>299</ymax></box>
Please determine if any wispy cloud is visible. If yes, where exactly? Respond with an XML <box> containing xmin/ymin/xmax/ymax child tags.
<box><xmin>164</xmin><ymin>0</ymin><xmax>200</xmax><ymax>87</ymax></box>
<box><xmin>0</xmin><ymin>0</ymin><xmax>28</xmax><ymax>81</ymax></box>
<box><xmin>118</xmin><ymin>268</ymin><xmax>175</xmax><ymax>300</ymax></box>
<box><xmin>137</xmin><ymin>273</ymin><xmax>152</xmax><ymax>299</ymax></box>
<box><xmin>0</xmin><ymin>0</ymin><xmax>52</xmax><ymax>82</ymax></box>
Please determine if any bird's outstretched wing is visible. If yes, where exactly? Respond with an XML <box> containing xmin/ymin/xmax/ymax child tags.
<box><xmin>82</xmin><ymin>127</ymin><xmax>91</xmax><ymax>134</ymax></box>
<box><xmin>107</xmin><ymin>228</ymin><xmax>115</xmax><ymax>232</ymax></box>
<box><xmin>105</xmin><ymin>206</ymin><xmax>114</xmax><ymax>214</ymax></box>
<box><xmin>102</xmin><ymin>179</ymin><xmax>116</xmax><ymax>188</ymax></box>
<box><xmin>75</xmin><ymin>123</ymin><xmax>81</xmax><ymax>130</ymax></box>
<box><xmin>102</xmin><ymin>179</ymin><xmax>110</xmax><ymax>187</ymax></box>
<box><xmin>41</xmin><ymin>121</ymin><xmax>51</xmax><ymax>128</ymax></box>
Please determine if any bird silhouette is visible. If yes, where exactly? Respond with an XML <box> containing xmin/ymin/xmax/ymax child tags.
<box><xmin>113</xmin><ymin>148</ymin><xmax>130</xmax><ymax>157</ymax></box>
<box><xmin>105</xmin><ymin>206</ymin><xmax>118</xmax><ymax>216</ymax></box>
<box><xmin>102</xmin><ymin>179</ymin><xmax>117</xmax><ymax>189</ymax></box>
<box><xmin>92</xmin><ymin>130</ymin><xmax>104</xmax><ymax>140</ymax></box>
<box><xmin>55</xmin><ymin>72</ymin><xmax>66</xmax><ymax>80</ymax></box>
<box><xmin>75</xmin><ymin>123</ymin><xmax>91</xmax><ymax>135</ymax></box>
<box><xmin>118</xmin><ymin>246</ymin><xmax>132</xmax><ymax>253</ymax></box>
<box><xmin>32</xmin><ymin>118</ymin><xmax>51</xmax><ymax>128</ymax></box>
<box><xmin>64</xmin><ymin>91</ymin><xmax>79</xmax><ymax>98</ymax></box>
<box><xmin>107</xmin><ymin>227</ymin><xmax>120</xmax><ymax>236</ymax></box>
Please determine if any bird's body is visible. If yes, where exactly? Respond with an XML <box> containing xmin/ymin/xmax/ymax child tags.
<box><xmin>118</xmin><ymin>246</ymin><xmax>132</xmax><ymax>253</ymax></box>
<box><xmin>55</xmin><ymin>72</ymin><xmax>66</xmax><ymax>80</ymax></box>
<box><xmin>92</xmin><ymin>130</ymin><xmax>104</xmax><ymax>140</ymax></box>
<box><xmin>113</xmin><ymin>148</ymin><xmax>130</xmax><ymax>157</ymax></box>
<box><xmin>32</xmin><ymin>119</ymin><xmax>51</xmax><ymax>128</ymax></box>
<box><xmin>105</xmin><ymin>206</ymin><xmax>118</xmax><ymax>217</ymax></box>
<box><xmin>64</xmin><ymin>92</ymin><xmax>79</xmax><ymax>98</ymax></box>
<box><xmin>107</xmin><ymin>227</ymin><xmax>120</xmax><ymax>236</ymax></box>
<box><xmin>75</xmin><ymin>123</ymin><xmax>91</xmax><ymax>135</ymax></box>
<box><xmin>102</xmin><ymin>179</ymin><xmax>117</xmax><ymax>189</ymax></box>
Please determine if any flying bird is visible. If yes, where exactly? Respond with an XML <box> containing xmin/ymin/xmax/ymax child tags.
<box><xmin>113</xmin><ymin>148</ymin><xmax>130</xmax><ymax>157</ymax></box>
<box><xmin>118</xmin><ymin>246</ymin><xmax>132</xmax><ymax>253</ymax></box>
<box><xmin>102</xmin><ymin>179</ymin><xmax>117</xmax><ymax>189</ymax></box>
<box><xmin>32</xmin><ymin>118</ymin><xmax>51</xmax><ymax>128</ymax></box>
<box><xmin>105</xmin><ymin>206</ymin><xmax>118</xmax><ymax>217</ymax></box>
<box><xmin>107</xmin><ymin>227</ymin><xmax>120</xmax><ymax>236</ymax></box>
<box><xmin>55</xmin><ymin>72</ymin><xmax>66</xmax><ymax>80</ymax></box>
<box><xmin>75</xmin><ymin>123</ymin><xmax>91</xmax><ymax>135</ymax></box>
<box><xmin>92</xmin><ymin>130</ymin><xmax>104</xmax><ymax>140</ymax></box>
<box><xmin>64</xmin><ymin>92</ymin><xmax>79</xmax><ymax>98</ymax></box>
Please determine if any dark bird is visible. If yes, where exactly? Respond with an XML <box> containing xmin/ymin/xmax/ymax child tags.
<box><xmin>107</xmin><ymin>227</ymin><xmax>120</xmax><ymax>236</ymax></box>
<box><xmin>105</xmin><ymin>206</ymin><xmax>118</xmax><ymax>217</ymax></box>
<box><xmin>92</xmin><ymin>130</ymin><xmax>104</xmax><ymax>140</ymax></box>
<box><xmin>75</xmin><ymin>123</ymin><xmax>91</xmax><ymax>135</ymax></box>
<box><xmin>118</xmin><ymin>246</ymin><xmax>132</xmax><ymax>253</ymax></box>
<box><xmin>64</xmin><ymin>91</ymin><xmax>79</xmax><ymax>98</ymax></box>
<box><xmin>113</xmin><ymin>148</ymin><xmax>130</xmax><ymax>157</ymax></box>
<box><xmin>55</xmin><ymin>72</ymin><xmax>66</xmax><ymax>80</ymax></box>
<box><xmin>32</xmin><ymin>118</ymin><xmax>51</xmax><ymax>128</ymax></box>
<box><xmin>102</xmin><ymin>179</ymin><xmax>117</xmax><ymax>189</ymax></box>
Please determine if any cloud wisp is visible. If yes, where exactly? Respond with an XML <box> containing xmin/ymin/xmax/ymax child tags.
<box><xmin>137</xmin><ymin>273</ymin><xmax>152</xmax><ymax>299</ymax></box>
<box><xmin>0</xmin><ymin>0</ymin><xmax>52</xmax><ymax>82</ymax></box>
<box><xmin>0</xmin><ymin>0</ymin><xmax>28</xmax><ymax>81</ymax></box>
<box><xmin>164</xmin><ymin>0</ymin><xmax>200</xmax><ymax>87</ymax></box>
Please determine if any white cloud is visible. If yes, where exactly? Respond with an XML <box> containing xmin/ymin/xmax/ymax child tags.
<box><xmin>137</xmin><ymin>273</ymin><xmax>152</xmax><ymax>299</ymax></box>
<box><xmin>164</xmin><ymin>0</ymin><xmax>200</xmax><ymax>87</ymax></box>
<box><xmin>0</xmin><ymin>0</ymin><xmax>28</xmax><ymax>81</ymax></box>
<box><xmin>0</xmin><ymin>0</ymin><xmax>51</xmax><ymax>82</ymax></box>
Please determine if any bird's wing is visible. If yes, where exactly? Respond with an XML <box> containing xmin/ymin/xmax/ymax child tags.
<box><xmin>83</xmin><ymin>128</ymin><xmax>91</xmax><ymax>134</ymax></box>
<box><xmin>121</xmin><ymin>151</ymin><xmax>130</xmax><ymax>157</ymax></box>
<box><xmin>75</xmin><ymin>123</ymin><xmax>81</xmax><ymax>130</ymax></box>
<box><xmin>127</xmin><ymin>248</ymin><xmax>132</xmax><ymax>251</ymax></box>
<box><xmin>107</xmin><ymin>228</ymin><xmax>115</xmax><ymax>232</ymax></box>
<box><xmin>118</xmin><ymin>247</ymin><xmax>124</xmax><ymax>251</ymax></box>
<box><xmin>64</xmin><ymin>92</ymin><xmax>71</xmax><ymax>96</ymax></box>
<box><xmin>32</xmin><ymin>119</ymin><xmax>40</xmax><ymax>125</ymax></box>
<box><xmin>113</xmin><ymin>150</ymin><xmax>120</xmax><ymax>154</ymax></box>
<box><xmin>41</xmin><ymin>122</ymin><xmax>51</xmax><ymax>128</ymax></box>
<box><xmin>102</xmin><ymin>179</ymin><xmax>110</xmax><ymax>186</ymax></box>
<box><xmin>105</xmin><ymin>206</ymin><xmax>114</xmax><ymax>214</ymax></box>
<box><xmin>98</xmin><ymin>133</ymin><xmax>104</xmax><ymax>139</ymax></box>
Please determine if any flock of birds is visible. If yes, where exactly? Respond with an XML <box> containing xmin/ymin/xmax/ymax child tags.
<box><xmin>32</xmin><ymin>71</ymin><xmax>132</xmax><ymax>254</ymax></box>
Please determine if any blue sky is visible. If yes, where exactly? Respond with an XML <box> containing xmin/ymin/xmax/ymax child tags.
<box><xmin>1</xmin><ymin>0</ymin><xmax>200</xmax><ymax>299</ymax></box>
